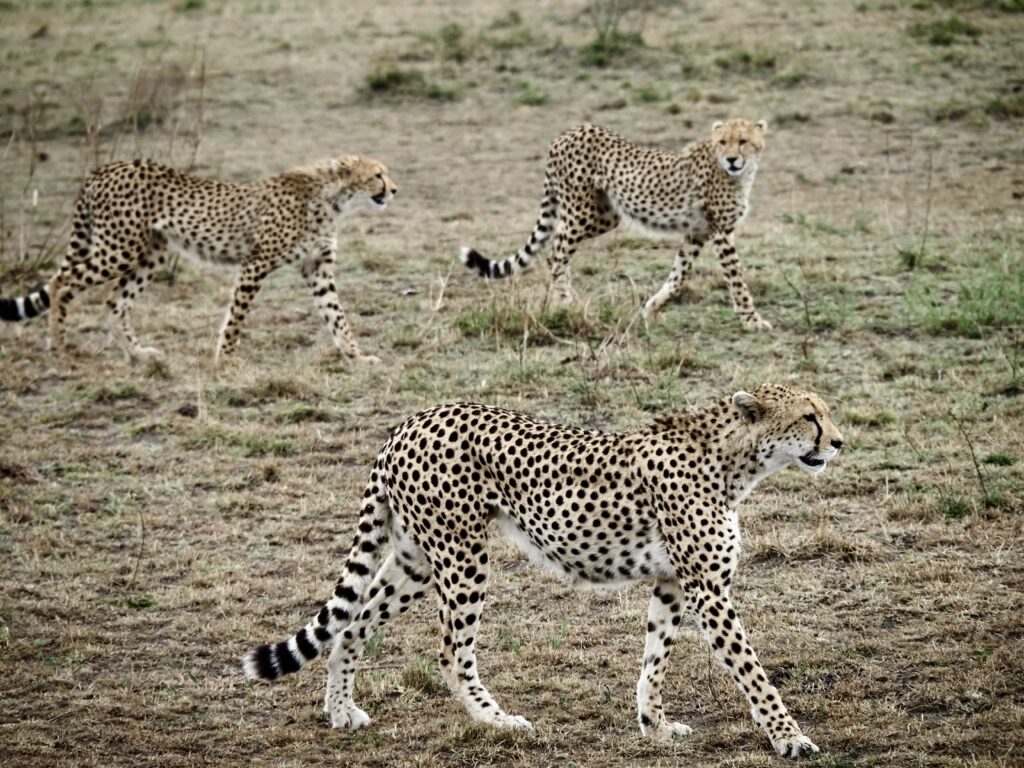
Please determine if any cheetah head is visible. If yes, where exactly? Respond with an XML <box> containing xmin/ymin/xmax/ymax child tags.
<box><xmin>350</xmin><ymin>156</ymin><xmax>398</xmax><ymax>210</ymax></box>
<box><xmin>711</xmin><ymin>119</ymin><xmax>767</xmax><ymax>177</ymax></box>
<box><xmin>323</xmin><ymin>155</ymin><xmax>398</xmax><ymax>213</ymax></box>
<box><xmin>733</xmin><ymin>384</ymin><xmax>843</xmax><ymax>477</ymax></box>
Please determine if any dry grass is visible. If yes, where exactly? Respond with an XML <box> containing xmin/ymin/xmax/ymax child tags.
<box><xmin>1</xmin><ymin>1</ymin><xmax>1023</xmax><ymax>766</ymax></box>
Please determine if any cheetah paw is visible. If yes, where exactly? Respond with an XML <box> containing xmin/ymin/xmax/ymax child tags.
<box><xmin>646</xmin><ymin>721</ymin><xmax>693</xmax><ymax>741</ymax></box>
<box><xmin>742</xmin><ymin>313</ymin><xmax>773</xmax><ymax>332</ymax></box>
<box><xmin>772</xmin><ymin>733</ymin><xmax>819</xmax><ymax>758</ymax></box>
<box><xmin>329</xmin><ymin>704</ymin><xmax>371</xmax><ymax>731</ymax></box>
<box><xmin>493</xmin><ymin>713</ymin><xmax>533</xmax><ymax>731</ymax></box>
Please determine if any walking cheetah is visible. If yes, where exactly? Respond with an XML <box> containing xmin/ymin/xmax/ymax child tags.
<box><xmin>460</xmin><ymin>120</ymin><xmax>771</xmax><ymax>330</ymax></box>
<box><xmin>0</xmin><ymin>156</ymin><xmax>397</xmax><ymax>363</ymax></box>
<box><xmin>242</xmin><ymin>384</ymin><xmax>843</xmax><ymax>757</ymax></box>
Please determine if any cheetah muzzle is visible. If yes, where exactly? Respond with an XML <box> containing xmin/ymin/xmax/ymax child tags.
<box><xmin>241</xmin><ymin>384</ymin><xmax>843</xmax><ymax>758</ymax></box>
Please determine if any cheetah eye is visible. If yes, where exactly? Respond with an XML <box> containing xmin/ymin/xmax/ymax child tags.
<box><xmin>718</xmin><ymin>140</ymin><xmax>726</xmax><ymax>146</ymax></box>
<box><xmin>739</xmin><ymin>139</ymin><xmax>748</xmax><ymax>146</ymax></box>
<box><xmin>803</xmin><ymin>414</ymin><xmax>817</xmax><ymax>422</ymax></box>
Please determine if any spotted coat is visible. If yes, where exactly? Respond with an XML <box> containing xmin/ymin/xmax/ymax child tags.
<box><xmin>0</xmin><ymin>156</ymin><xmax>396</xmax><ymax>363</ymax></box>
<box><xmin>242</xmin><ymin>384</ymin><xmax>844</xmax><ymax>758</ymax></box>
<box><xmin>460</xmin><ymin>119</ymin><xmax>772</xmax><ymax>330</ymax></box>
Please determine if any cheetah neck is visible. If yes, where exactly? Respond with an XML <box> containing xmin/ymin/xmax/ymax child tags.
<box><xmin>648</xmin><ymin>399</ymin><xmax>775</xmax><ymax>509</ymax></box>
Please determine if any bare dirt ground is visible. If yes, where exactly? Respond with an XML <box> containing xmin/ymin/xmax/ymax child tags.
<box><xmin>1</xmin><ymin>1</ymin><xmax>1022</xmax><ymax>766</ymax></box>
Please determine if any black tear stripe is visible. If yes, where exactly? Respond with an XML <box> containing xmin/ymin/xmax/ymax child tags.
<box><xmin>803</xmin><ymin>413</ymin><xmax>823</xmax><ymax>448</ymax></box>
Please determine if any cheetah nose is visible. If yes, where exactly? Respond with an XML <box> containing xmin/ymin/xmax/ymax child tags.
<box><xmin>830</xmin><ymin>438</ymin><xmax>844</xmax><ymax>450</ymax></box>
<box><xmin>726</xmin><ymin>156</ymin><xmax>739</xmax><ymax>165</ymax></box>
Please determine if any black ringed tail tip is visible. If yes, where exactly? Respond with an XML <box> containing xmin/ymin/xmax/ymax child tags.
<box><xmin>459</xmin><ymin>246</ymin><xmax>496</xmax><ymax>279</ymax></box>
<box><xmin>0</xmin><ymin>285</ymin><xmax>50</xmax><ymax>322</ymax></box>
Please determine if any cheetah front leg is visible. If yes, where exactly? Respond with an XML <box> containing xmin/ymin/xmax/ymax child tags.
<box><xmin>107</xmin><ymin>252</ymin><xmax>168</xmax><ymax>361</ymax></box>
<box><xmin>216</xmin><ymin>261</ymin><xmax>270</xmax><ymax>362</ymax></box>
<box><xmin>431</xmin><ymin>544</ymin><xmax>532</xmax><ymax>731</ymax></box>
<box><xmin>299</xmin><ymin>248</ymin><xmax>380</xmax><ymax>364</ymax></box>
<box><xmin>642</xmin><ymin>238</ymin><xmax>703</xmax><ymax>321</ymax></box>
<box><xmin>712</xmin><ymin>230</ymin><xmax>771</xmax><ymax>331</ymax></box>
<box><xmin>636</xmin><ymin>580</ymin><xmax>692</xmax><ymax>740</ymax></box>
<box><xmin>691</xmin><ymin>587</ymin><xmax>818</xmax><ymax>757</ymax></box>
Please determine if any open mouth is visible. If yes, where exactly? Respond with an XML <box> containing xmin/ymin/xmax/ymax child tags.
<box><xmin>799</xmin><ymin>454</ymin><xmax>825</xmax><ymax>468</ymax></box>
<box><xmin>371</xmin><ymin>193</ymin><xmax>387</xmax><ymax>205</ymax></box>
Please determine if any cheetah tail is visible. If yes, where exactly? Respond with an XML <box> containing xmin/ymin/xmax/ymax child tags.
<box><xmin>459</xmin><ymin>176</ymin><xmax>557</xmax><ymax>280</ymax></box>
<box><xmin>0</xmin><ymin>284</ymin><xmax>50</xmax><ymax>322</ymax></box>
<box><xmin>241</xmin><ymin>485</ymin><xmax>391</xmax><ymax>682</ymax></box>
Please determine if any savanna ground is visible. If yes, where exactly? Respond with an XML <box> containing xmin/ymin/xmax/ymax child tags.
<box><xmin>1</xmin><ymin>0</ymin><xmax>1023</xmax><ymax>766</ymax></box>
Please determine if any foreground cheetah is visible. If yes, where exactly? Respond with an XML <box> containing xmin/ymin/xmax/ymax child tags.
<box><xmin>460</xmin><ymin>119</ymin><xmax>771</xmax><ymax>330</ymax></box>
<box><xmin>242</xmin><ymin>384</ymin><xmax>843</xmax><ymax>757</ymax></box>
<box><xmin>0</xmin><ymin>156</ymin><xmax>396</xmax><ymax>363</ymax></box>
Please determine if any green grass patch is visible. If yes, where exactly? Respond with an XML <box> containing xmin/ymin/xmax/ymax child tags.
<box><xmin>579</xmin><ymin>28</ymin><xmax>644</xmax><ymax>67</ymax></box>
<box><xmin>515</xmin><ymin>80</ymin><xmax>549</xmax><ymax>106</ymax></box>
<box><xmin>937</xmin><ymin>496</ymin><xmax>971</xmax><ymax>519</ymax></box>
<box><xmin>908</xmin><ymin>16</ymin><xmax>982</xmax><ymax>45</ymax></box>
<box><xmin>714</xmin><ymin>48</ymin><xmax>777</xmax><ymax>75</ymax></box>
<box><xmin>87</xmin><ymin>384</ymin><xmax>144</xmax><ymax>403</ymax></box>
<box><xmin>985</xmin><ymin>96</ymin><xmax>1024</xmax><ymax>120</ymax></box>
<box><xmin>908</xmin><ymin>265</ymin><xmax>1024</xmax><ymax>338</ymax></box>
<box><xmin>456</xmin><ymin>303</ymin><xmax>606</xmax><ymax>345</ymax></box>
<box><xmin>632</xmin><ymin>83</ymin><xmax>669</xmax><ymax>104</ymax></box>
<box><xmin>276</xmin><ymin>405</ymin><xmax>332</xmax><ymax>424</ymax></box>
<box><xmin>399</xmin><ymin>658</ymin><xmax>446</xmax><ymax>695</ymax></box>
<box><xmin>241</xmin><ymin>437</ymin><xmax>296</xmax><ymax>458</ymax></box>
<box><xmin>982</xmin><ymin>452</ymin><xmax>1016</xmax><ymax>466</ymax></box>
<box><xmin>361</xmin><ymin>67</ymin><xmax>458</xmax><ymax>101</ymax></box>
<box><xmin>846</xmin><ymin>409</ymin><xmax>899</xmax><ymax>427</ymax></box>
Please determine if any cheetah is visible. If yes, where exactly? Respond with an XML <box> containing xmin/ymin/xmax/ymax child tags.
<box><xmin>460</xmin><ymin>120</ymin><xmax>772</xmax><ymax>330</ymax></box>
<box><xmin>242</xmin><ymin>383</ymin><xmax>843</xmax><ymax>758</ymax></box>
<box><xmin>0</xmin><ymin>156</ymin><xmax>397</xmax><ymax>363</ymax></box>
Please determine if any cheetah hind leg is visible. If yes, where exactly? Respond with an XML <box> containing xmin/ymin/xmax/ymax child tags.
<box><xmin>322</xmin><ymin>551</ymin><xmax>429</xmax><ymax>730</ymax></box>
<box><xmin>107</xmin><ymin>258</ymin><xmax>163</xmax><ymax>361</ymax></box>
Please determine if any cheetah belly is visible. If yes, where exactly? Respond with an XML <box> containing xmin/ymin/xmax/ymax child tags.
<box><xmin>494</xmin><ymin>510</ymin><xmax>675</xmax><ymax>588</ymax></box>
<box><xmin>605</xmin><ymin>190</ymin><xmax>710</xmax><ymax>241</ymax></box>
<box><xmin>156</xmin><ymin>219</ymin><xmax>250</xmax><ymax>270</ymax></box>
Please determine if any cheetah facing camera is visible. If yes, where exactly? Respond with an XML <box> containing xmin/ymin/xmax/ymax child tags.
<box><xmin>460</xmin><ymin>119</ymin><xmax>772</xmax><ymax>330</ymax></box>
<box><xmin>0</xmin><ymin>156</ymin><xmax>397</xmax><ymax>363</ymax></box>
<box><xmin>242</xmin><ymin>384</ymin><xmax>843</xmax><ymax>758</ymax></box>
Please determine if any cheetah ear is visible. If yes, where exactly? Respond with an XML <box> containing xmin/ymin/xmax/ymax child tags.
<box><xmin>712</xmin><ymin>120</ymin><xmax>724</xmax><ymax>132</ymax></box>
<box><xmin>732</xmin><ymin>391</ymin><xmax>763</xmax><ymax>424</ymax></box>
<box><xmin>755</xmin><ymin>119</ymin><xmax>768</xmax><ymax>134</ymax></box>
